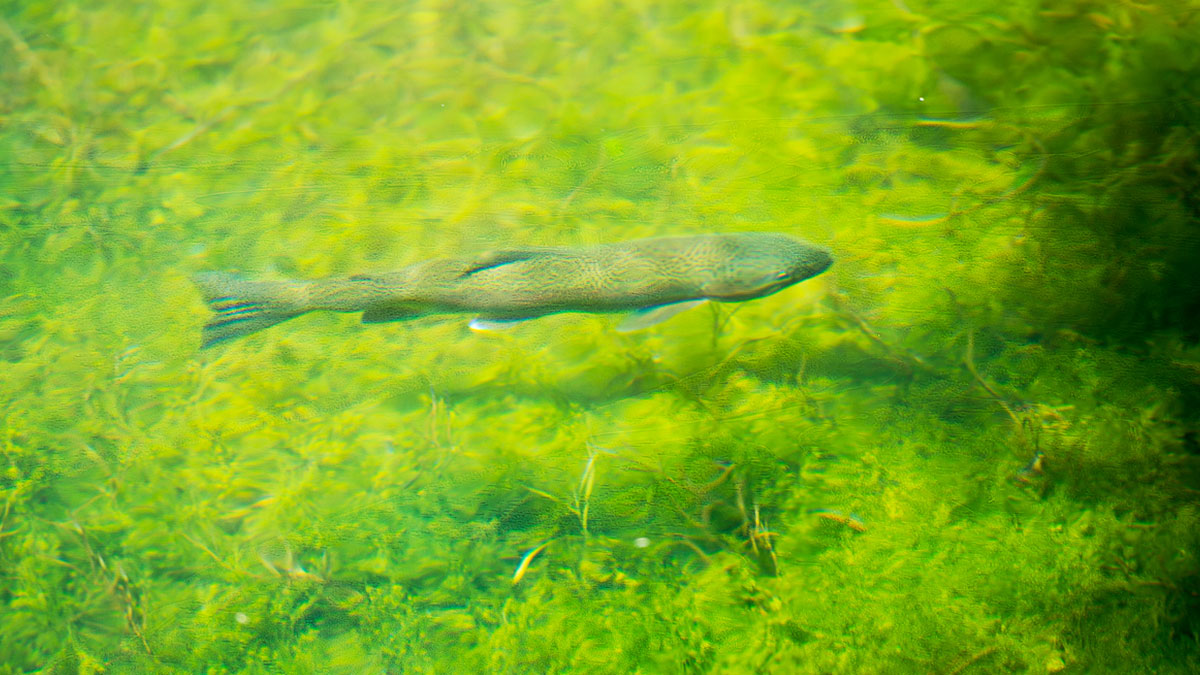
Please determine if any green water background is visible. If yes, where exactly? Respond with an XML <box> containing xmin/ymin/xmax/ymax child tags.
<box><xmin>2</xmin><ymin>0</ymin><xmax>1199</xmax><ymax>672</ymax></box>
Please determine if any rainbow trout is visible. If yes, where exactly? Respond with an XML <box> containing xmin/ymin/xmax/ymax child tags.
<box><xmin>196</xmin><ymin>232</ymin><xmax>832</xmax><ymax>347</ymax></box>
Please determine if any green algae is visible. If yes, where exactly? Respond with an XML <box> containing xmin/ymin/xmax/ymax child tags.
<box><xmin>2</xmin><ymin>0</ymin><xmax>1199</xmax><ymax>672</ymax></box>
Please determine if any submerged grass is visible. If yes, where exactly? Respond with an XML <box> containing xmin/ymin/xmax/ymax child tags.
<box><xmin>2</xmin><ymin>0</ymin><xmax>1200</xmax><ymax>672</ymax></box>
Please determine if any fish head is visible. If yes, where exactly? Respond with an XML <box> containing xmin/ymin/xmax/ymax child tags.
<box><xmin>703</xmin><ymin>233</ymin><xmax>833</xmax><ymax>301</ymax></box>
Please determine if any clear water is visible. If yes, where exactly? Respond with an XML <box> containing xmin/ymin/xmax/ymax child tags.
<box><xmin>2</xmin><ymin>0</ymin><xmax>1198</xmax><ymax>672</ymax></box>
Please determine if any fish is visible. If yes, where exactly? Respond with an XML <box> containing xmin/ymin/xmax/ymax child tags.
<box><xmin>194</xmin><ymin>232</ymin><xmax>833</xmax><ymax>348</ymax></box>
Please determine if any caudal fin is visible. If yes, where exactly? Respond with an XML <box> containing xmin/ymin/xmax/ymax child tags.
<box><xmin>194</xmin><ymin>272</ymin><xmax>305</xmax><ymax>348</ymax></box>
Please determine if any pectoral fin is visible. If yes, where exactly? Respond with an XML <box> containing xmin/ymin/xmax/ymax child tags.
<box><xmin>617</xmin><ymin>299</ymin><xmax>707</xmax><ymax>332</ymax></box>
<box><xmin>469</xmin><ymin>317</ymin><xmax>529</xmax><ymax>332</ymax></box>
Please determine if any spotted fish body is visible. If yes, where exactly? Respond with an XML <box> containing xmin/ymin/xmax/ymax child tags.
<box><xmin>196</xmin><ymin>232</ymin><xmax>832</xmax><ymax>347</ymax></box>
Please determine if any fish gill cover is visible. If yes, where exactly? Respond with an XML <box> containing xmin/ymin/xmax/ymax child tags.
<box><xmin>0</xmin><ymin>0</ymin><xmax>1198</xmax><ymax>673</ymax></box>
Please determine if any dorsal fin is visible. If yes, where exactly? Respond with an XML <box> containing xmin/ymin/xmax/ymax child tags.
<box><xmin>458</xmin><ymin>248</ymin><xmax>552</xmax><ymax>277</ymax></box>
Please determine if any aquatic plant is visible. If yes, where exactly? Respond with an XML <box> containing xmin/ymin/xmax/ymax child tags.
<box><xmin>1</xmin><ymin>0</ymin><xmax>1198</xmax><ymax>672</ymax></box>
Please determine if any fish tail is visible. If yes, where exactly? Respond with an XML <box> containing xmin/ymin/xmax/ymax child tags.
<box><xmin>194</xmin><ymin>272</ymin><xmax>306</xmax><ymax>348</ymax></box>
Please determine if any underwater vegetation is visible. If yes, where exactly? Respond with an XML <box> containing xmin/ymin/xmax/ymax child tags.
<box><xmin>1</xmin><ymin>0</ymin><xmax>1199</xmax><ymax>673</ymax></box>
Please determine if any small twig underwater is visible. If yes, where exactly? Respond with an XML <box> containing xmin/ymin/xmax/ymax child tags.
<box><xmin>56</xmin><ymin>520</ymin><xmax>155</xmax><ymax>656</ymax></box>
<box><xmin>514</xmin><ymin>443</ymin><xmax>622</xmax><ymax>585</ymax></box>
<box><xmin>512</xmin><ymin>541</ymin><xmax>552</xmax><ymax>585</ymax></box>
<box><xmin>946</xmin><ymin>645</ymin><xmax>999</xmax><ymax>675</ymax></box>
<box><xmin>832</xmin><ymin>292</ymin><xmax>935</xmax><ymax>374</ymax></box>
<box><xmin>555</xmin><ymin>147</ymin><xmax>608</xmax><ymax>223</ymax></box>
<box><xmin>708</xmin><ymin>301</ymin><xmax>746</xmax><ymax>350</ymax></box>
<box><xmin>963</xmin><ymin>330</ymin><xmax>1023</xmax><ymax>428</ymax></box>
<box><xmin>572</xmin><ymin>444</ymin><xmax>606</xmax><ymax>539</ymax></box>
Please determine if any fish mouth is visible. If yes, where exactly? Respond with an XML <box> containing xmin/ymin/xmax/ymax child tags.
<box><xmin>788</xmin><ymin>247</ymin><xmax>833</xmax><ymax>282</ymax></box>
<box><xmin>809</xmin><ymin>249</ymin><xmax>834</xmax><ymax>276</ymax></box>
